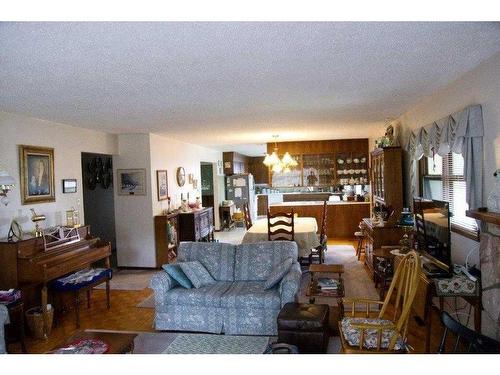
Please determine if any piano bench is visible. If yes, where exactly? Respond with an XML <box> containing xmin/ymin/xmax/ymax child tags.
<box><xmin>49</xmin><ymin>268</ymin><xmax>113</xmax><ymax>329</ymax></box>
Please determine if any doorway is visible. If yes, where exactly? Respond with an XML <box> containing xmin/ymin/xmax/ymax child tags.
<box><xmin>200</xmin><ymin>162</ymin><xmax>215</xmax><ymax>224</ymax></box>
<box><xmin>81</xmin><ymin>152</ymin><xmax>117</xmax><ymax>267</ymax></box>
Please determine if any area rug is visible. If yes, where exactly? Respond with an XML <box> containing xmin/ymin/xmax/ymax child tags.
<box><xmin>136</xmin><ymin>293</ymin><xmax>155</xmax><ymax>308</ymax></box>
<box><xmin>94</xmin><ymin>269</ymin><xmax>157</xmax><ymax>291</ymax></box>
<box><xmin>86</xmin><ymin>329</ymin><xmax>341</xmax><ymax>354</ymax></box>
<box><xmin>163</xmin><ymin>333</ymin><xmax>270</xmax><ymax>354</ymax></box>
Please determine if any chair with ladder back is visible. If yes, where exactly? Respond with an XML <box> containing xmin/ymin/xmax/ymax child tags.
<box><xmin>242</xmin><ymin>202</ymin><xmax>253</xmax><ymax>230</ymax></box>
<box><xmin>267</xmin><ymin>209</ymin><xmax>295</xmax><ymax>242</ymax></box>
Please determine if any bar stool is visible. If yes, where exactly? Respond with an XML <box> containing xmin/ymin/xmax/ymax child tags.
<box><xmin>354</xmin><ymin>223</ymin><xmax>365</xmax><ymax>260</ymax></box>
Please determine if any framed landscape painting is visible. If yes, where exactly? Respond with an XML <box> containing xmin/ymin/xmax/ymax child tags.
<box><xmin>156</xmin><ymin>170</ymin><xmax>168</xmax><ymax>201</ymax></box>
<box><xmin>19</xmin><ymin>145</ymin><xmax>56</xmax><ymax>205</ymax></box>
<box><xmin>117</xmin><ymin>169</ymin><xmax>146</xmax><ymax>195</ymax></box>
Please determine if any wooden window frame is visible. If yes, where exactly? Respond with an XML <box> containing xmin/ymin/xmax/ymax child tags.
<box><xmin>417</xmin><ymin>155</ymin><xmax>479</xmax><ymax>242</ymax></box>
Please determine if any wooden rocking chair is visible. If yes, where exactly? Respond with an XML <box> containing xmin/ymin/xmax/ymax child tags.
<box><xmin>338</xmin><ymin>250</ymin><xmax>421</xmax><ymax>353</ymax></box>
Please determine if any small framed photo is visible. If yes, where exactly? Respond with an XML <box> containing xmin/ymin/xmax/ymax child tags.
<box><xmin>62</xmin><ymin>179</ymin><xmax>77</xmax><ymax>193</ymax></box>
<box><xmin>156</xmin><ymin>170</ymin><xmax>168</xmax><ymax>201</ymax></box>
<box><xmin>19</xmin><ymin>145</ymin><xmax>56</xmax><ymax>205</ymax></box>
<box><xmin>117</xmin><ymin>169</ymin><xmax>146</xmax><ymax>195</ymax></box>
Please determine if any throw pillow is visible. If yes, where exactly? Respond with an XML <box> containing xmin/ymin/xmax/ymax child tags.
<box><xmin>162</xmin><ymin>264</ymin><xmax>192</xmax><ymax>289</ymax></box>
<box><xmin>264</xmin><ymin>258</ymin><xmax>293</xmax><ymax>290</ymax></box>
<box><xmin>179</xmin><ymin>261</ymin><xmax>216</xmax><ymax>288</ymax></box>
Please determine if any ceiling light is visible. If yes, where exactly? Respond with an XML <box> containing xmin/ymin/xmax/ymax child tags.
<box><xmin>263</xmin><ymin>135</ymin><xmax>298</xmax><ymax>173</ymax></box>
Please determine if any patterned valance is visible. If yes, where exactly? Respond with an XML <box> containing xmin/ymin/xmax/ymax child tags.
<box><xmin>405</xmin><ymin>104</ymin><xmax>484</xmax><ymax>160</ymax></box>
<box><xmin>405</xmin><ymin>104</ymin><xmax>484</xmax><ymax>210</ymax></box>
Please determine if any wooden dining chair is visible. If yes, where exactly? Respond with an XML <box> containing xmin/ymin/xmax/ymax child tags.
<box><xmin>242</xmin><ymin>202</ymin><xmax>253</xmax><ymax>230</ymax></box>
<box><xmin>267</xmin><ymin>209</ymin><xmax>295</xmax><ymax>241</ymax></box>
<box><xmin>438</xmin><ymin>311</ymin><xmax>500</xmax><ymax>353</ymax></box>
<box><xmin>309</xmin><ymin>201</ymin><xmax>328</xmax><ymax>264</ymax></box>
<box><xmin>338</xmin><ymin>251</ymin><xmax>421</xmax><ymax>353</ymax></box>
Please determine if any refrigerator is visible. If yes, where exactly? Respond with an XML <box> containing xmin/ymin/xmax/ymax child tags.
<box><xmin>225</xmin><ymin>173</ymin><xmax>256</xmax><ymax>222</ymax></box>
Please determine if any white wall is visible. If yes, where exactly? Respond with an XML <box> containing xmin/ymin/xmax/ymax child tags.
<box><xmin>114</xmin><ymin>133</ymin><xmax>224</xmax><ymax>268</ymax></box>
<box><xmin>113</xmin><ymin>134</ymin><xmax>155</xmax><ymax>267</ymax></box>
<box><xmin>0</xmin><ymin>111</ymin><xmax>118</xmax><ymax>238</ymax></box>
<box><xmin>149</xmin><ymin>133</ymin><xmax>223</xmax><ymax>219</ymax></box>
<box><xmin>398</xmin><ymin>51</ymin><xmax>500</xmax><ymax>266</ymax></box>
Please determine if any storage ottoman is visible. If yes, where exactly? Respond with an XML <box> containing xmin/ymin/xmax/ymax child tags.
<box><xmin>277</xmin><ymin>302</ymin><xmax>330</xmax><ymax>353</ymax></box>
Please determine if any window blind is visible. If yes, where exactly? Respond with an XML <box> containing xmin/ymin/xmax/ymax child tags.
<box><xmin>441</xmin><ymin>153</ymin><xmax>478</xmax><ymax>234</ymax></box>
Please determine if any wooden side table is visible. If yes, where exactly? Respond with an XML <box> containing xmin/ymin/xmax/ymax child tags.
<box><xmin>307</xmin><ymin>264</ymin><xmax>345</xmax><ymax>303</ymax></box>
<box><xmin>5</xmin><ymin>300</ymin><xmax>27</xmax><ymax>353</ymax></box>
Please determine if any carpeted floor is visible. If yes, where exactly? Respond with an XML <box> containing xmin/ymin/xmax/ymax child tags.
<box><xmin>95</xmin><ymin>269</ymin><xmax>157</xmax><ymax>291</ymax></box>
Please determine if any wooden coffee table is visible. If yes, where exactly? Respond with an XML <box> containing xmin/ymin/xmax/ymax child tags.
<box><xmin>49</xmin><ymin>331</ymin><xmax>137</xmax><ymax>354</ymax></box>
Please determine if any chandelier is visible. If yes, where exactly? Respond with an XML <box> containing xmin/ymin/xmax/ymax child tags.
<box><xmin>263</xmin><ymin>135</ymin><xmax>298</xmax><ymax>173</ymax></box>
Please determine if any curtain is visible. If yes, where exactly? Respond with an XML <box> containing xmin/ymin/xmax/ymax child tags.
<box><xmin>405</xmin><ymin>104</ymin><xmax>484</xmax><ymax>210</ymax></box>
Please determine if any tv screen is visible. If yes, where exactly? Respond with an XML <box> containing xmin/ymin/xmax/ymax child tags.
<box><xmin>413</xmin><ymin>197</ymin><xmax>451</xmax><ymax>268</ymax></box>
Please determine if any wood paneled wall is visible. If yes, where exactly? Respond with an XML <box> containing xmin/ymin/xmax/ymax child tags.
<box><xmin>266</xmin><ymin>139</ymin><xmax>368</xmax><ymax>156</ymax></box>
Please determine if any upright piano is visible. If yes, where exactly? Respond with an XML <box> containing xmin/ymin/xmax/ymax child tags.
<box><xmin>0</xmin><ymin>225</ymin><xmax>111</xmax><ymax>336</ymax></box>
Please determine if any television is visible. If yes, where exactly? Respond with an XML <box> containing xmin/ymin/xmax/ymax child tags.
<box><xmin>413</xmin><ymin>197</ymin><xmax>451</xmax><ymax>271</ymax></box>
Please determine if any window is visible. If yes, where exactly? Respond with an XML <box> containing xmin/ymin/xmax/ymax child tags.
<box><xmin>420</xmin><ymin>152</ymin><xmax>479</xmax><ymax>240</ymax></box>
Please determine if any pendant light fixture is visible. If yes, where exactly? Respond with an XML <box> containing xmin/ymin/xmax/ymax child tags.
<box><xmin>263</xmin><ymin>135</ymin><xmax>298</xmax><ymax>173</ymax></box>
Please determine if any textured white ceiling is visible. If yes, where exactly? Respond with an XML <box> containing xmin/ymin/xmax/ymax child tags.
<box><xmin>1</xmin><ymin>22</ymin><xmax>499</xmax><ymax>155</ymax></box>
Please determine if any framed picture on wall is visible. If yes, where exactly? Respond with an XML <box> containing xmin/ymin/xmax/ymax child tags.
<box><xmin>19</xmin><ymin>145</ymin><xmax>56</xmax><ymax>205</ymax></box>
<box><xmin>117</xmin><ymin>169</ymin><xmax>146</xmax><ymax>195</ymax></box>
<box><xmin>156</xmin><ymin>170</ymin><xmax>168</xmax><ymax>201</ymax></box>
<box><xmin>62</xmin><ymin>179</ymin><xmax>77</xmax><ymax>193</ymax></box>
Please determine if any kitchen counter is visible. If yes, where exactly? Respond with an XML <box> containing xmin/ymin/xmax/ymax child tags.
<box><xmin>268</xmin><ymin>200</ymin><xmax>371</xmax><ymax>239</ymax></box>
<box><xmin>270</xmin><ymin>200</ymin><xmax>370</xmax><ymax>207</ymax></box>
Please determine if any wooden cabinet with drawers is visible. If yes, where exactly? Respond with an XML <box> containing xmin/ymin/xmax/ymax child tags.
<box><xmin>362</xmin><ymin>218</ymin><xmax>403</xmax><ymax>275</ymax></box>
<box><xmin>178</xmin><ymin>207</ymin><xmax>214</xmax><ymax>242</ymax></box>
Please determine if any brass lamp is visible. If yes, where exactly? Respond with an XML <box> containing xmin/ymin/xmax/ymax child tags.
<box><xmin>397</xmin><ymin>208</ymin><xmax>415</xmax><ymax>254</ymax></box>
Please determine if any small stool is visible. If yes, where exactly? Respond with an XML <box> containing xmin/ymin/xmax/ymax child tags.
<box><xmin>50</xmin><ymin>268</ymin><xmax>112</xmax><ymax>328</ymax></box>
<box><xmin>354</xmin><ymin>231</ymin><xmax>365</xmax><ymax>260</ymax></box>
<box><xmin>277</xmin><ymin>302</ymin><xmax>329</xmax><ymax>353</ymax></box>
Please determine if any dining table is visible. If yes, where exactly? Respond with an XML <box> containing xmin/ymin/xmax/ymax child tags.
<box><xmin>241</xmin><ymin>217</ymin><xmax>320</xmax><ymax>258</ymax></box>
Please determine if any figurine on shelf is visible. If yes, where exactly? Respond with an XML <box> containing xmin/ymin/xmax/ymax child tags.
<box><xmin>195</xmin><ymin>196</ymin><xmax>202</xmax><ymax>209</ymax></box>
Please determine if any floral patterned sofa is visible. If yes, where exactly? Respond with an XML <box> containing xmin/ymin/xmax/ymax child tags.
<box><xmin>0</xmin><ymin>304</ymin><xmax>8</xmax><ymax>354</ymax></box>
<box><xmin>150</xmin><ymin>241</ymin><xmax>302</xmax><ymax>336</ymax></box>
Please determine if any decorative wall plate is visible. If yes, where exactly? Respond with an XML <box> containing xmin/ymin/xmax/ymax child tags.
<box><xmin>176</xmin><ymin>167</ymin><xmax>186</xmax><ymax>187</ymax></box>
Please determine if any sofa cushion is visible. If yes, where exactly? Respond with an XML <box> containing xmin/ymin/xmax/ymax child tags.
<box><xmin>264</xmin><ymin>258</ymin><xmax>293</xmax><ymax>290</ymax></box>
<box><xmin>164</xmin><ymin>281</ymin><xmax>232</xmax><ymax>307</ymax></box>
<box><xmin>234</xmin><ymin>241</ymin><xmax>298</xmax><ymax>281</ymax></box>
<box><xmin>179</xmin><ymin>261</ymin><xmax>216</xmax><ymax>288</ymax></box>
<box><xmin>178</xmin><ymin>242</ymin><xmax>236</xmax><ymax>282</ymax></box>
<box><xmin>162</xmin><ymin>264</ymin><xmax>191</xmax><ymax>289</ymax></box>
<box><xmin>221</xmin><ymin>281</ymin><xmax>281</xmax><ymax>310</ymax></box>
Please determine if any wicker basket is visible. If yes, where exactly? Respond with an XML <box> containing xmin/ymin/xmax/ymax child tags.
<box><xmin>25</xmin><ymin>305</ymin><xmax>54</xmax><ymax>339</ymax></box>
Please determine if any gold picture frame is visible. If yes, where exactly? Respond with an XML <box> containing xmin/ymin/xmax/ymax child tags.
<box><xmin>19</xmin><ymin>145</ymin><xmax>56</xmax><ymax>205</ymax></box>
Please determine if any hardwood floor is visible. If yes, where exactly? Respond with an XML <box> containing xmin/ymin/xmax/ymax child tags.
<box><xmin>8</xmin><ymin>239</ymin><xmax>446</xmax><ymax>354</ymax></box>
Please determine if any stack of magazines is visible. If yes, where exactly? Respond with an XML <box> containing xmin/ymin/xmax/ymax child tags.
<box><xmin>317</xmin><ymin>278</ymin><xmax>340</xmax><ymax>290</ymax></box>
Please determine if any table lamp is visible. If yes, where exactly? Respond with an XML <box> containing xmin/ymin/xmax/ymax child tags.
<box><xmin>397</xmin><ymin>208</ymin><xmax>414</xmax><ymax>254</ymax></box>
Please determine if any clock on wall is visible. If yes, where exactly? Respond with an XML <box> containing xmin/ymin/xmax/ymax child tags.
<box><xmin>176</xmin><ymin>167</ymin><xmax>186</xmax><ymax>187</ymax></box>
